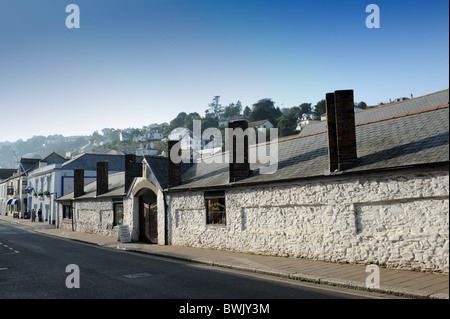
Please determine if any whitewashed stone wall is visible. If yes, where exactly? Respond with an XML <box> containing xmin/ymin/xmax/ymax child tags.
<box><xmin>166</xmin><ymin>169</ymin><xmax>449</xmax><ymax>273</ymax></box>
<box><xmin>58</xmin><ymin>199</ymin><xmax>122</xmax><ymax>237</ymax></box>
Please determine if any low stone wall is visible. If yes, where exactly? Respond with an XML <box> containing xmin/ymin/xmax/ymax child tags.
<box><xmin>166</xmin><ymin>168</ymin><xmax>449</xmax><ymax>273</ymax></box>
<box><xmin>59</xmin><ymin>199</ymin><xmax>120</xmax><ymax>238</ymax></box>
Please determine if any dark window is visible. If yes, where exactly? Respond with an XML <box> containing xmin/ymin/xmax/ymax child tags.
<box><xmin>63</xmin><ymin>205</ymin><xmax>73</xmax><ymax>219</ymax></box>
<box><xmin>205</xmin><ymin>191</ymin><xmax>226</xmax><ymax>225</ymax></box>
<box><xmin>114</xmin><ymin>202</ymin><xmax>124</xmax><ymax>226</ymax></box>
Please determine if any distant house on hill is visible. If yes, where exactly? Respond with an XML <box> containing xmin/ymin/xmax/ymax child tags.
<box><xmin>248</xmin><ymin>119</ymin><xmax>274</xmax><ymax>131</ymax></box>
<box><xmin>120</xmin><ymin>131</ymin><xmax>131</xmax><ymax>141</ymax></box>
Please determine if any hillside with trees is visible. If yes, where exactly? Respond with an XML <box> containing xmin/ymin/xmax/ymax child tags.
<box><xmin>0</xmin><ymin>95</ymin><xmax>368</xmax><ymax>168</ymax></box>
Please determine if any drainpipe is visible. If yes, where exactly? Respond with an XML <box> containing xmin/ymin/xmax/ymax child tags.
<box><xmin>163</xmin><ymin>192</ymin><xmax>168</xmax><ymax>245</ymax></box>
<box><xmin>70</xmin><ymin>200</ymin><xmax>74</xmax><ymax>232</ymax></box>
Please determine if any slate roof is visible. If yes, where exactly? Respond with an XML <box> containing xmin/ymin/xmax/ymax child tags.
<box><xmin>61</xmin><ymin>153</ymin><xmax>133</xmax><ymax>171</ymax></box>
<box><xmin>56</xmin><ymin>155</ymin><xmax>171</xmax><ymax>200</ymax></box>
<box><xmin>0</xmin><ymin>169</ymin><xmax>16</xmax><ymax>181</ymax></box>
<box><xmin>1</xmin><ymin>152</ymin><xmax>66</xmax><ymax>182</ymax></box>
<box><xmin>25</xmin><ymin>152</ymin><xmax>67</xmax><ymax>173</ymax></box>
<box><xmin>57</xmin><ymin>172</ymin><xmax>126</xmax><ymax>201</ymax></box>
<box><xmin>299</xmin><ymin>89</ymin><xmax>449</xmax><ymax>136</ymax></box>
<box><xmin>169</xmin><ymin>91</ymin><xmax>449</xmax><ymax>191</ymax></box>
<box><xmin>249</xmin><ymin>119</ymin><xmax>272</xmax><ymax>127</ymax></box>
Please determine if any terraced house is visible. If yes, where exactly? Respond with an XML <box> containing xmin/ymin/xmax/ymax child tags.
<box><xmin>0</xmin><ymin>157</ymin><xmax>41</xmax><ymax>218</ymax></box>
<box><xmin>54</xmin><ymin>89</ymin><xmax>448</xmax><ymax>274</ymax></box>
<box><xmin>56</xmin><ymin>154</ymin><xmax>170</xmax><ymax>243</ymax></box>
<box><xmin>28</xmin><ymin>153</ymin><xmax>133</xmax><ymax>225</ymax></box>
<box><xmin>164</xmin><ymin>89</ymin><xmax>449</xmax><ymax>273</ymax></box>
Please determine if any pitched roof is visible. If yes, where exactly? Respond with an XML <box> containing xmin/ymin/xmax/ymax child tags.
<box><xmin>299</xmin><ymin>89</ymin><xmax>449</xmax><ymax>136</ymax></box>
<box><xmin>169</xmin><ymin>90</ymin><xmax>449</xmax><ymax>191</ymax></box>
<box><xmin>61</xmin><ymin>153</ymin><xmax>138</xmax><ymax>171</ymax></box>
<box><xmin>56</xmin><ymin>155</ymin><xmax>171</xmax><ymax>201</ymax></box>
<box><xmin>249</xmin><ymin>119</ymin><xmax>272</xmax><ymax>127</ymax></box>
<box><xmin>25</xmin><ymin>152</ymin><xmax>67</xmax><ymax>173</ymax></box>
<box><xmin>57</xmin><ymin>172</ymin><xmax>126</xmax><ymax>201</ymax></box>
<box><xmin>0</xmin><ymin>169</ymin><xmax>16</xmax><ymax>181</ymax></box>
<box><xmin>145</xmin><ymin>155</ymin><xmax>169</xmax><ymax>189</ymax></box>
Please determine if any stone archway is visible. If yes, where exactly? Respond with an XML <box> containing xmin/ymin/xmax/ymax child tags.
<box><xmin>132</xmin><ymin>180</ymin><xmax>159</xmax><ymax>244</ymax></box>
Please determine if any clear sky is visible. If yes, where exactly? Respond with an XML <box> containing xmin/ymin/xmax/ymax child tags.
<box><xmin>0</xmin><ymin>0</ymin><xmax>448</xmax><ymax>143</ymax></box>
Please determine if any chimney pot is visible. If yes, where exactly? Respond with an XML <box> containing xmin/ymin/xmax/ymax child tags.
<box><xmin>228</xmin><ymin>120</ymin><xmax>250</xmax><ymax>182</ymax></box>
<box><xmin>74</xmin><ymin>169</ymin><xmax>84</xmax><ymax>197</ymax></box>
<box><xmin>125</xmin><ymin>154</ymin><xmax>142</xmax><ymax>193</ymax></box>
<box><xmin>334</xmin><ymin>90</ymin><xmax>357</xmax><ymax>170</ymax></box>
<box><xmin>96</xmin><ymin>161</ymin><xmax>108</xmax><ymax>196</ymax></box>
<box><xmin>168</xmin><ymin>141</ymin><xmax>182</xmax><ymax>187</ymax></box>
<box><xmin>325</xmin><ymin>92</ymin><xmax>338</xmax><ymax>172</ymax></box>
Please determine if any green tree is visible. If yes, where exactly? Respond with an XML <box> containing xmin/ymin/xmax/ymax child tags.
<box><xmin>169</xmin><ymin>112</ymin><xmax>187</xmax><ymax>130</ymax></box>
<box><xmin>222</xmin><ymin>101</ymin><xmax>242</xmax><ymax>118</ymax></box>
<box><xmin>357</xmin><ymin>101</ymin><xmax>368</xmax><ymax>109</ymax></box>
<box><xmin>313</xmin><ymin>99</ymin><xmax>326</xmax><ymax>117</ymax></box>
<box><xmin>102</xmin><ymin>128</ymin><xmax>120</xmax><ymax>141</ymax></box>
<box><xmin>184</xmin><ymin>112</ymin><xmax>201</xmax><ymax>131</ymax></box>
<box><xmin>201</xmin><ymin>114</ymin><xmax>219</xmax><ymax>130</ymax></box>
<box><xmin>91</xmin><ymin>130</ymin><xmax>102</xmax><ymax>141</ymax></box>
<box><xmin>286</xmin><ymin>107</ymin><xmax>300</xmax><ymax>121</ymax></box>
<box><xmin>243</xmin><ymin>106</ymin><xmax>251</xmax><ymax>118</ymax></box>
<box><xmin>154</xmin><ymin>140</ymin><xmax>168</xmax><ymax>154</ymax></box>
<box><xmin>277</xmin><ymin>115</ymin><xmax>297</xmax><ymax>137</ymax></box>
<box><xmin>205</xmin><ymin>96</ymin><xmax>223</xmax><ymax>119</ymax></box>
<box><xmin>249</xmin><ymin>98</ymin><xmax>282</xmax><ymax>126</ymax></box>
<box><xmin>298</xmin><ymin>103</ymin><xmax>312</xmax><ymax>116</ymax></box>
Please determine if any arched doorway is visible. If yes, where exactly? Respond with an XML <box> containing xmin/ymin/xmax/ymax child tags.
<box><xmin>136</xmin><ymin>188</ymin><xmax>158</xmax><ymax>244</ymax></box>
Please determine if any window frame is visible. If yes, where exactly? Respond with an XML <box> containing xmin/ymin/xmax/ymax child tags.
<box><xmin>204</xmin><ymin>191</ymin><xmax>226</xmax><ymax>226</ymax></box>
<box><xmin>113</xmin><ymin>202</ymin><xmax>124</xmax><ymax>227</ymax></box>
<box><xmin>62</xmin><ymin>204</ymin><xmax>73</xmax><ymax>220</ymax></box>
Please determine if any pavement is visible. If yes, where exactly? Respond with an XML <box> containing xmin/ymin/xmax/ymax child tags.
<box><xmin>1</xmin><ymin>214</ymin><xmax>448</xmax><ymax>299</ymax></box>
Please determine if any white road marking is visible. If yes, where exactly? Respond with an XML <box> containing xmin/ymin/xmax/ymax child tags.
<box><xmin>123</xmin><ymin>272</ymin><xmax>153</xmax><ymax>279</ymax></box>
<box><xmin>0</xmin><ymin>243</ymin><xmax>20</xmax><ymax>255</ymax></box>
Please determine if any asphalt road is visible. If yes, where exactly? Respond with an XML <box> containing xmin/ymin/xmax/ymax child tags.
<box><xmin>0</xmin><ymin>221</ymin><xmax>391</xmax><ymax>305</ymax></box>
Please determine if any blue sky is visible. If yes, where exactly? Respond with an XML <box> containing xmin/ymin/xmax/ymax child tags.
<box><xmin>0</xmin><ymin>0</ymin><xmax>448</xmax><ymax>142</ymax></box>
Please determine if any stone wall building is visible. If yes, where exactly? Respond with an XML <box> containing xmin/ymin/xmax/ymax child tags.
<box><xmin>56</xmin><ymin>155</ymin><xmax>170</xmax><ymax>244</ymax></box>
<box><xmin>55</xmin><ymin>89</ymin><xmax>449</xmax><ymax>274</ymax></box>
<box><xmin>165</xmin><ymin>89</ymin><xmax>449</xmax><ymax>273</ymax></box>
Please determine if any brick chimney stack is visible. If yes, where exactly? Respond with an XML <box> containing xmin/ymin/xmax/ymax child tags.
<box><xmin>168</xmin><ymin>140</ymin><xmax>182</xmax><ymax>187</ymax></box>
<box><xmin>74</xmin><ymin>169</ymin><xmax>84</xmax><ymax>197</ymax></box>
<box><xmin>228</xmin><ymin>120</ymin><xmax>250</xmax><ymax>182</ymax></box>
<box><xmin>325</xmin><ymin>92</ymin><xmax>338</xmax><ymax>172</ymax></box>
<box><xmin>326</xmin><ymin>89</ymin><xmax>357</xmax><ymax>171</ymax></box>
<box><xmin>96</xmin><ymin>161</ymin><xmax>108</xmax><ymax>196</ymax></box>
<box><xmin>125</xmin><ymin>154</ymin><xmax>142</xmax><ymax>193</ymax></box>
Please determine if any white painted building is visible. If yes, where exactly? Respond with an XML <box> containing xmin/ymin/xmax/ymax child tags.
<box><xmin>27</xmin><ymin>153</ymin><xmax>130</xmax><ymax>224</ymax></box>
<box><xmin>248</xmin><ymin>119</ymin><xmax>274</xmax><ymax>131</ymax></box>
<box><xmin>164</xmin><ymin>89</ymin><xmax>449</xmax><ymax>273</ymax></box>
<box><xmin>52</xmin><ymin>89</ymin><xmax>450</xmax><ymax>274</ymax></box>
<box><xmin>56</xmin><ymin>155</ymin><xmax>169</xmax><ymax>245</ymax></box>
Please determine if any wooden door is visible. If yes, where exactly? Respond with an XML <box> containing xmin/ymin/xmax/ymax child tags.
<box><xmin>139</xmin><ymin>199</ymin><xmax>151</xmax><ymax>243</ymax></box>
<box><xmin>149</xmin><ymin>203</ymin><xmax>158</xmax><ymax>244</ymax></box>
